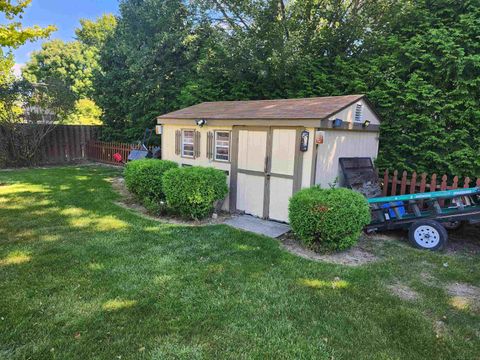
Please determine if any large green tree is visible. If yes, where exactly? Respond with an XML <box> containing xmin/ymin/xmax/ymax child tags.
<box><xmin>23</xmin><ymin>14</ymin><xmax>116</xmax><ymax>124</ymax></box>
<box><xmin>24</xmin><ymin>40</ymin><xmax>98</xmax><ymax>98</ymax></box>
<box><xmin>94</xmin><ymin>0</ymin><xmax>480</xmax><ymax>177</ymax></box>
<box><xmin>364</xmin><ymin>0</ymin><xmax>480</xmax><ymax>177</ymax></box>
<box><xmin>94</xmin><ymin>0</ymin><xmax>194</xmax><ymax>140</ymax></box>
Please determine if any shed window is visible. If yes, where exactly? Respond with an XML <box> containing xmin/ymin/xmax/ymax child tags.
<box><xmin>214</xmin><ymin>131</ymin><xmax>230</xmax><ymax>162</ymax></box>
<box><xmin>182</xmin><ymin>130</ymin><xmax>195</xmax><ymax>157</ymax></box>
<box><xmin>354</xmin><ymin>103</ymin><xmax>363</xmax><ymax>122</ymax></box>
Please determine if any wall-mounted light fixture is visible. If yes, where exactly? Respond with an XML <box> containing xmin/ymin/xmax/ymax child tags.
<box><xmin>300</xmin><ymin>130</ymin><xmax>309</xmax><ymax>152</ymax></box>
<box><xmin>332</xmin><ymin>118</ymin><xmax>343</xmax><ymax>128</ymax></box>
<box><xmin>362</xmin><ymin>120</ymin><xmax>371</xmax><ymax>128</ymax></box>
<box><xmin>195</xmin><ymin>119</ymin><xmax>207</xmax><ymax>127</ymax></box>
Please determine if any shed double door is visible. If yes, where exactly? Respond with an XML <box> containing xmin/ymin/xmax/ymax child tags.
<box><xmin>233</xmin><ymin>127</ymin><xmax>302</xmax><ymax>222</ymax></box>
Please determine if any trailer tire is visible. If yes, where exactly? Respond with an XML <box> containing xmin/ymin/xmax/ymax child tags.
<box><xmin>409</xmin><ymin>220</ymin><xmax>447</xmax><ymax>251</ymax></box>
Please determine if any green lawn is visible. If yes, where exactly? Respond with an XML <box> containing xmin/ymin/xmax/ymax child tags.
<box><xmin>0</xmin><ymin>166</ymin><xmax>479</xmax><ymax>359</ymax></box>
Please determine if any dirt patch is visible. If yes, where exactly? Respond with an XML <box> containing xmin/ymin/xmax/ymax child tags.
<box><xmin>419</xmin><ymin>270</ymin><xmax>437</xmax><ymax>286</ymax></box>
<box><xmin>278</xmin><ymin>234</ymin><xmax>377</xmax><ymax>266</ymax></box>
<box><xmin>446</xmin><ymin>282</ymin><xmax>480</xmax><ymax>312</ymax></box>
<box><xmin>387</xmin><ymin>283</ymin><xmax>420</xmax><ymax>301</ymax></box>
<box><xmin>446</xmin><ymin>224</ymin><xmax>480</xmax><ymax>255</ymax></box>
<box><xmin>433</xmin><ymin>320</ymin><xmax>448</xmax><ymax>339</ymax></box>
<box><xmin>109</xmin><ymin>177</ymin><xmax>231</xmax><ymax>226</ymax></box>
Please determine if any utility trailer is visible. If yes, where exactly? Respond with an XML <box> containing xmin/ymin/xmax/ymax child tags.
<box><xmin>366</xmin><ymin>187</ymin><xmax>480</xmax><ymax>250</ymax></box>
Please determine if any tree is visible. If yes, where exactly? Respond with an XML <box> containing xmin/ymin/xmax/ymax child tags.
<box><xmin>0</xmin><ymin>0</ymin><xmax>55</xmax><ymax>48</ymax></box>
<box><xmin>364</xmin><ymin>0</ymin><xmax>480</xmax><ymax>177</ymax></box>
<box><xmin>0</xmin><ymin>0</ymin><xmax>56</xmax><ymax>88</ymax></box>
<box><xmin>92</xmin><ymin>0</ymin><xmax>480</xmax><ymax>177</ymax></box>
<box><xmin>0</xmin><ymin>79</ymin><xmax>75</xmax><ymax>166</ymax></box>
<box><xmin>75</xmin><ymin>13</ymin><xmax>117</xmax><ymax>48</ymax></box>
<box><xmin>23</xmin><ymin>40</ymin><xmax>98</xmax><ymax>98</ymax></box>
<box><xmin>23</xmin><ymin>14</ymin><xmax>116</xmax><ymax>125</ymax></box>
<box><xmin>94</xmin><ymin>0</ymin><xmax>194</xmax><ymax>140</ymax></box>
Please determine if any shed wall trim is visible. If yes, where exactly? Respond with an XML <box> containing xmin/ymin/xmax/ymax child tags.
<box><xmin>158</xmin><ymin>118</ymin><xmax>379</xmax><ymax>132</ymax></box>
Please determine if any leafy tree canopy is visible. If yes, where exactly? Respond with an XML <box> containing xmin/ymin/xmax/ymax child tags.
<box><xmin>91</xmin><ymin>0</ymin><xmax>480</xmax><ymax>177</ymax></box>
<box><xmin>23</xmin><ymin>14</ymin><xmax>116</xmax><ymax>124</ymax></box>
<box><xmin>75</xmin><ymin>14</ymin><xmax>117</xmax><ymax>49</ymax></box>
<box><xmin>0</xmin><ymin>0</ymin><xmax>56</xmax><ymax>48</ymax></box>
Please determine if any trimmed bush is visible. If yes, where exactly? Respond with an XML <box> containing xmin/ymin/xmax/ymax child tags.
<box><xmin>162</xmin><ymin>166</ymin><xmax>229</xmax><ymax>220</ymax></box>
<box><xmin>289</xmin><ymin>187</ymin><xmax>371</xmax><ymax>251</ymax></box>
<box><xmin>124</xmin><ymin>159</ymin><xmax>178</xmax><ymax>203</ymax></box>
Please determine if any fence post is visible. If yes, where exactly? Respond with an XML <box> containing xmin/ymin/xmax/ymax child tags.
<box><xmin>409</xmin><ymin>171</ymin><xmax>417</xmax><ymax>195</ymax></box>
<box><xmin>439</xmin><ymin>175</ymin><xmax>448</xmax><ymax>207</ymax></box>
<box><xmin>430</xmin><ymin>173</ymin><xmax>437</xmax><ymax>192</ymax></box>
<box><xmin>452</xmin><ymin>176</ymin><xmax>459</xmax><ymax>189</ymax></box>
<box><xmin>391</xmin><ymin>170</ymin><xmax>398</xmax><ymax>196</ymax></box>
<box><xmin>400</xmin><ymin>171</ymin><xmax>407</xmax><ymax>195</ymax></box>
<box><xmin>382</xmin><ymin>169</ymin><xmax>389</xmax><ymax>196</ymax></box>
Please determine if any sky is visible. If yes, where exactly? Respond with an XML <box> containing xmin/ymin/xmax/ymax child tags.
<box><xmin>3</xmin><ymin>0</ymin><xmax>120</xmax><ymax>74</ymax></box>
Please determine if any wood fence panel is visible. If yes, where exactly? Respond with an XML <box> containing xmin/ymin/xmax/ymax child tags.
<box><xmin>0</xmin><ymin>124</ymin><xmax>100</xmax><ymax>168</ymax></box>
<box><xmin>85</xmin><ymin>140</ymin><xmax>157</xmax><ymax>166</ymax></box>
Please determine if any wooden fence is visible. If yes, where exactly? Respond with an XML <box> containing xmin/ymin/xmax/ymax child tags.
<box><xmin>381</xmin><ymin>169</ymin><xmax>480</xmax><ymax>197</ymax></box>
<box><xmin>40</xmin><ymin>125</ymin><xmax>100</xmax><ymax>164</ymax></box>
<box><xmin>0</xmin><ymin>124</ymin><xmax>101</xmax><ymax>168</ymax></box>
<box><xmin>86</xmin><ymin>140</ymin><xmax>155</xmax><ymax>165</ymax></box>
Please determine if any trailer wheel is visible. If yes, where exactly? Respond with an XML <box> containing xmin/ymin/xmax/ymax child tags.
<box><xmin>409</xmin><ymin>220</ymin><xmax>447</xmax><ymax>251</ymax></box>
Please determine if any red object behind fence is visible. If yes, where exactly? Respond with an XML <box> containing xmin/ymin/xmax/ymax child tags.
<box><xmin>86</xmin><ymin>140</ymin><xmax>153</xmax><ymax>166</ymax></box>
<box><xmin>113</xmin><ymin>153</ymin><xmax>123</xmax><ymax>163</ymax></box>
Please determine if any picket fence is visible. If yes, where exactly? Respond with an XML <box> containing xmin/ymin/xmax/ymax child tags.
<box><xmin>381</xmin><ymin>169</ymin><xmax>480</xmax><ymax>197</ymax></box>
<box><xmin>86</xmin><ymin>140</ymin><xmax>155</xmax><ymax>165</ymax></box>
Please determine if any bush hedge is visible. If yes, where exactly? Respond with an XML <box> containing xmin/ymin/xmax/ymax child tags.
<box><xmin>124</xmin><ymin>159</ymin><xmax>178</xmax><ymax>203</ymax></box>
<box><xmin>162</xmin><ymin>166</ymin><xmax>229</xmax><ymax>220</ymax></box>
<box><xmin>288</xmin><ymin>187</ymin><xmax>371</xmax><ymax>251</ymax></box>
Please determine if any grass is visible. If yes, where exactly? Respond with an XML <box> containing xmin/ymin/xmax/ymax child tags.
<box><xmin>0</xmin><ymin>165</ymin><xmax>479</xmax><ymax>359</ymax></box>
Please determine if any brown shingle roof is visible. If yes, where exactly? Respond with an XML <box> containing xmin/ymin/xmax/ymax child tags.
<box><xmin>157</xmin><ymin>95</ymin><xmax>365</xmax><ymax>120</ymax></box>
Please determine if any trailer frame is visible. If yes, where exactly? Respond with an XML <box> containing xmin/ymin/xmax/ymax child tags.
<box><xmin>366</xmin><ymin>187</ymin><xmax>480</xmax><ymax>250</ymax></box>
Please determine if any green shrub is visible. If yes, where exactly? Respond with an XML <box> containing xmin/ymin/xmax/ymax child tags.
<box><xmin>124</xmin><ymin>159</ymin><xmax>178</xmax><ymax>202</ymax></box>
<box><xmin>162</xmin><ymin>166</ymin><xmax>229</xmax><ymax>220</ymax></box>
<box><xmin>288</xmin><ymin>187</ymin><xmax>371</xmax><ymax>251</ymax></box>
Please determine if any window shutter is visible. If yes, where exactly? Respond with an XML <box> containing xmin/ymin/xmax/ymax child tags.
<box><xmin>175</xmin><ymin>130</ymin><xmax>181</xmax><ymax>155</ymax></box>
<box><xmin>194</xmin><ymin>131</ymin><xmax>201</xmax><ymax>158</ymax></box>
<box><xmin>207</xmin><ymin>131</ymin><xmax>214</xmax><ymax>159</ymax></box>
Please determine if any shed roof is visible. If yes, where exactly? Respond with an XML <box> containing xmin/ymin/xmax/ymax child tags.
<box><xmin>157</xmin><ymin>94</ymin><xmax>365</xmax><ymax>120</ymax></box>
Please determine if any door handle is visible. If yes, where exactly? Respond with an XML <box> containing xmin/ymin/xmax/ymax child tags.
<box><xmin>264</xmin><ymin>156</ymin><xmax>269</xmax><ymax>173</ymax></box>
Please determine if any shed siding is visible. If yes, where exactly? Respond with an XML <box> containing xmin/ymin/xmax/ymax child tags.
<box><xmin>328</xmin><ymin>98</ymin><xmax>380</xmax><ymax>125</ymax></box>
<box><xmin>314</xmin><ymin>130</ymin><xmax>379</xmax><ymax>189</ymax></box>
<box><xmin>162</xmin><ymin>123</ymin><xmax>318</xmax><ymax>212</ymax></box>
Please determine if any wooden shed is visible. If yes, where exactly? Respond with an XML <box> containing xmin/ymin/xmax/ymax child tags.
<box><xmin>157</xmin><ymin>94</ymin><xmax>381</xmax><ymax>222</ymax></box>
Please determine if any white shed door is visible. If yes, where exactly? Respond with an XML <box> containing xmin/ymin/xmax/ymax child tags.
<box><xmin>234</xmin><ymin>127</ymin><xmax>299</xmax><ymax>222</ymax></box>
<box><xmin>268</xmin><ymin>129</ymin><xmax>296</xmax><ymax>222</ymax></box>
<box><xmin>236</xmin><ymin>129</ymin><xmax>268</xmax><ymax>218</ymax></box>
